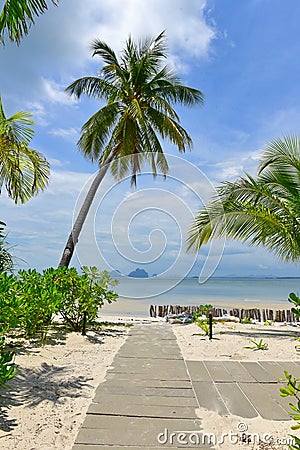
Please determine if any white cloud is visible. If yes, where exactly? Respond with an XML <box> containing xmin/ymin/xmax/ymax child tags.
<box><xmin>212</xmin><ymin>150</ymin><xmax>261</xmax><ymax>180</ymax></box>
<box><xmin>49</xmin><ymin>127</ymin><xmax>80</xmax><ymax>142</ymax></box>
<box><xmin>47</xmin><ymin>158</ymin><xmax>69</xmax><ymax>167</ymax></box>
<box><xmin>0</xmin><ymin>0</ymin><xmax>215</xmax><ymax>104</ymax></box>
<box><xmin>25</xmin><ymin>101</ymin><xmax>49</xmax><ymax>126</ymax></box>
<box><xmin>41</xmin><ymin>78</ymin><xmax>76</xmax><ymax>105</ymax></box>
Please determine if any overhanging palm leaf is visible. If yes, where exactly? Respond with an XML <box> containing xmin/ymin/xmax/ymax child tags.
<box><xmin>0</xmin><ymin>96</ymin><xmax>50</xmax><ymax>203</ymax></box>
<box><xmin>188</xmin><ymin>136</ymin><xmax>300</xmax><ymax>263</ymax></box>
<box><xmin>59</xmin><ymin>31</ymin><xmax>204</xmax><ymax>267</ymax></box>
<box><xmin>0</xmin><ymin>0</ymin><xmax>58</xmax><ymax>45</ymax></box>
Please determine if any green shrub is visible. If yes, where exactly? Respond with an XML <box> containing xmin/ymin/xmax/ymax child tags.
<box><xmin>17</xmin><ymin>268</ymin><xmax>62</xmax><ymax>337</ymax></box>
<box><xmin>53</xmin><ymin>267</ymin><xmax>118</xmax><ymax>333</ymax></box>
<box><xmin>196</xmin><ymin>318</ymin><xmax>211</xmax><ymax>335</ymax></box>
<box><xmin>288</xmin><ymin>293</ymin><xmax>300</xmax><ymax>319</ymax></box>
<box><xmin>193</xmin><ymin>304</ymin><xmax>213</xmax><ymax>321</ymax></box>
<box><xmin>0</xmin><ymin>266</ymin><xmax>118</xmax><ymax>338</ymax></box>
<box><xmin>0</xmin><ymin>273</ymin><xmax>22</xmax><ymax>335</ymax></box>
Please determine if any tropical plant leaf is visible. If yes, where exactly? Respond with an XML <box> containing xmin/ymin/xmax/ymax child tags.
<box><xmin>0</xmin><ymin>0</ymin><xmax>59</xmax><ymax>45</ymax></box>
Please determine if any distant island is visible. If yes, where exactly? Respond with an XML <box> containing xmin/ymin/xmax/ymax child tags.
<box><xmin>128</xmin><ymin>268</ymin><xmax>149</xmax><ymax>278</ymax></box>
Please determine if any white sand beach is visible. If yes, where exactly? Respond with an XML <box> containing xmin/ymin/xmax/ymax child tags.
<box><xmin>0</xmin><ymin>316</ymin><xmax>299</xmax><ymax>449</ymax></box>
<box><xmin>0</xmin><ymin>325</ymin><xmax>128</xmax><ymax>450</ymax></box>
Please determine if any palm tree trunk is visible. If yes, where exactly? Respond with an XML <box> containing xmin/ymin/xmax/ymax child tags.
<box><xmin>58</xmin><ymin>151</ymin><xmax>115</xmax><ymax>267</ymax></box>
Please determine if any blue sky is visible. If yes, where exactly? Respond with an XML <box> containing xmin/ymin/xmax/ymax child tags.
<box><xmin>1</xmin><ymin>0</ymin><xmax>300</xmax><ymax>278</ymax></box>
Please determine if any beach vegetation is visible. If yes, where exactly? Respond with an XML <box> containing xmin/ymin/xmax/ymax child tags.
<box><xmin>55</xmin><ymin>267</ymin><xmax>118</xmax><ymax>333</ymax></box>
<box><xmin>244</xmin><ymin>338</ymin><xmax>268</xmax><ymax>350</ymax></box>
<box><xmin>195</xmin><ymin>318</ymin><xmax>211</xmax><ymax>336</ymax></box>
<box><xmin>193</xmin><ymin>304</ymin><xmax>213</xmax><ymax>320</ymax></box>
<box><xmin>58</xmin><ymin>31</ymin><xmax>204</xmax><ymax>267</ymax></box>
<box><xmin>241</xmin><ymin>317</ymin><xmax>252</xmax><ymax>324</ymax></box>
<box><xmin>264</xmin><ymin>320</ymin><xmax>274</xmax><ymax>325</ymax></box>
<box><xmin>288</xmin><ymin>293</ymin><xmax>300</xmax><ymax>320</ymax></box>
<box><xmin>0</xmin><ymin>337</ymin><xmax>18</xmax><ymax>388</ymax></box>
<box><xmin>0</xmin><ymin>266</ymin><xmax>118</xmax><ymax>340</ymax></box>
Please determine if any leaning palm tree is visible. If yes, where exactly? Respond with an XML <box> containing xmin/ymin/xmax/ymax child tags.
<box><xmin>58</xmin><ymin>31</ymin><xmax>204</xmax><ymax>267</ymax></box>
<box><xmin>188</xmin><ymin>135</ymin><xmax>300</xmax><ymax>263</ymax></box>
<box><xmin>0</xmin><ymin>95</ymin><xmax>50</xmax><ymax>204</ymax></box>
<box><xmin>0</xmin><ymin>0</ymin><xmax>58</xmax><ymax>45</ymax></box>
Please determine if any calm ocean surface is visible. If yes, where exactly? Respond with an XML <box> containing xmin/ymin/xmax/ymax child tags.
<box><xmin>101</xmin><ymin>277</ymin><xmax>300</xmax><ymax>317</ymax></box>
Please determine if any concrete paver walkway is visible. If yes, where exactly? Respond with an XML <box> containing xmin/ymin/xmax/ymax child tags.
<box><xmin>73</xmin><ymin>323</ymin><xmax>300</xmax><ymax>449</ymax></box>
<box><xmin>73</xmin><ymin>323</ymin><xmax>212</xmax><ymax>449</ymax></box>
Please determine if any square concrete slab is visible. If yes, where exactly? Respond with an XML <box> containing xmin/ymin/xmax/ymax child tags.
<box><xmin>221</xmin><ymin>361</ymin><xmax>256</xmax><ymax>382</ymax></box>
<box><xmin>192</xmin><ymin>381</ymin><xmax>228</xmax><ymax>415</ymax></box>
<box><xmin>204</xmin><ymin>361</ymin><xmax>233</xmax><ymax>382</ymax></box>
<box><xmin>186</xmin><ymin>361</ymin><xmax>211</xmax><ymax>382</ymax></box>
<box><xmin>276</xmin><ymin>361</ymin><xmax>300</xmax><ymax>378</ymax></box>
<box><xmin>215</xmin><ymin>382</ymin><xmax>258</xmax><ymax>418</ymax></box>
<box><xmin>239</xmin><ymin>383</ymin><xmax>289</xmax><ymax>420</ymax></box>
<box><xmin>258</xmin><ymin>361</ymin><xmax>288</xmax><ymax>381</ymax></box>
<box><xmin>240</xmin><ymin>362</ymin><xmax>276</xmax><ymax>382</ymax></box>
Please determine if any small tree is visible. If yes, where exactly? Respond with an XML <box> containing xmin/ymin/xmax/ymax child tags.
<box><xmin>53</xmin><ymin>267</ymin><xmax>118</xmax><ymax>333</ymax></box>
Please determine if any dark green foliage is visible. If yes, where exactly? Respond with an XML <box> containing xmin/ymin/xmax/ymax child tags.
<box><xmin>192</xmin><ymin>304</ymin><xmax>213</xmax><ymax>321</ymax></box>
<box><xmin>0</xmin><ymin>272</ymin><xmax>21</xmax><ymax>334</ymax></box>
<box><xmin>54</xmin><ymin>267</ymin><xmax>118</xmax><ymax>332</ymax></box>
<box><xmin>0</xmin><ymin>266</ymin><xmax>118</xmax><ymax>339</ymax></box>
<box><xmin>17</xmin><ymin>268</ymin><xmax>62</xmax><ymax>337</ymax></box>
<box><xmin>288</xmin><ymin>292</ymin><xmax>300</xmax><ymax>319</ymax></box>
<box><xmin>0</xmin><ymin>337</ymin><xmax>18</xmax><ymax>388</ymax></box>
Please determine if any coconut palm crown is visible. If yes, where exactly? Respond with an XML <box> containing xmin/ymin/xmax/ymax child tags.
<box><xmin>188</xmin><ymin>136</ymin><xmax>300</xmax><ymax>263</ymax></box>
<box><xmin>58</xmin><ymin>31</ymin><xmax>203</xmax><ymax>267</ymax></box>
<box><xmin>66</xmin><ymin>30</ymin><xmax>203</xmax><ymax>185</ymax></box>
<box><xmin>0</xmin><ymin>95</ymin><xmax>50</xmax><ymax>203</ymax></box>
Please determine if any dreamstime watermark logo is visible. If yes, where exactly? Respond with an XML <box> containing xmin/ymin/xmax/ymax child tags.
<box><xmin>157</xmin><ymin>423</ymin><xmax>295</xmax><ymax>447</ymax></box>
<box><xmin>73</xmin><ymin>153</ymin><xmax>226</xmax><ymax>298</ymax></box>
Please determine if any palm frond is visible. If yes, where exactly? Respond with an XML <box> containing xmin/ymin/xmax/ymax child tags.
<box><xmin>78</xmin><ymin>102</ymin><xmax>120</xmax><ymax>161</ymax></box>
<box><xmin>0</xmin><ymin>146</ymin><xmax>50</xmax><ymax>203</ymax></box>
<box><xmin>65</xmin><ymin>77</ymin><xmax>119</xmax><ymax>101</ymax></box>
<box><xmin>0</xmin><ymin>96</ymin><xmax>50</xmax><ymax>203</ymax></box>
<box><xmin>0</xmin><ymin>0</ymin><xmax>58</xmax><ymax>45</ymax></box>
<box><xmin>146</xmin><ymin>106</ymin><xmax>193</xmax><ymax>151</ymax></box>
<box><xmin>188</xmin><ymin>137</ymin><xmax>300</xmax><ymax>262</ymax></box>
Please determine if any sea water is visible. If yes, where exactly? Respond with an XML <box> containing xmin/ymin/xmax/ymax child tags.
<box><xmin>101</xmin><ymin>277</ymin><xmax>300</xmax><ymax>317</ymax></box>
